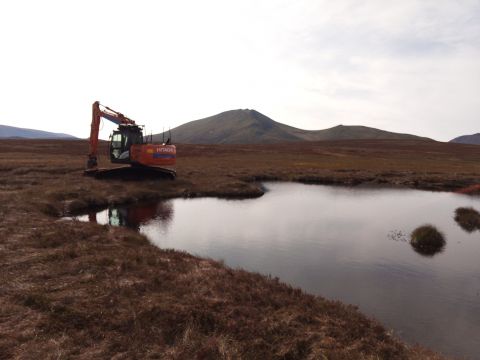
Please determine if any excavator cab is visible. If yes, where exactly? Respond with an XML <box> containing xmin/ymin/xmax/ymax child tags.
<box><xmin>109</xmin><ymin>125</ymin><xmax>144</xmax><ymax>164</ymax></box>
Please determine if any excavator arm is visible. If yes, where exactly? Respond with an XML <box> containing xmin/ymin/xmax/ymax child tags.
<box><xmin>87</xmin><ymin>101</ymin><xmax>136</xmax><ymax>170</ymax></box>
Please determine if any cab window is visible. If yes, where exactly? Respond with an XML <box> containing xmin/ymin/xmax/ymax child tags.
<box><xmin>111</xmin><ymin>133</ymin><xmax>123</xmax><ymax>149</ymax></box>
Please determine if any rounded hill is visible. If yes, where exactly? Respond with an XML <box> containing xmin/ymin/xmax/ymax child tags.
<box><xmin>154</xmin><ymin>109</ymin><xmax>430</xmax><ymax>144</ymax></box>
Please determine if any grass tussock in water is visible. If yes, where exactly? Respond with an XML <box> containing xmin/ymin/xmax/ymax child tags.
<box><xmin>410</xmin><ymin>225</ymin><xmax>446</xmax><ymax>256</ymax></box>
<box><xmin>454</xmin><ymin>207</ymin><xmax>480</xmax><ymax>233</ymax></box>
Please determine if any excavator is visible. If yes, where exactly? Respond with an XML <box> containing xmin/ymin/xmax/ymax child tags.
<box><xmin>85</xmin><ymin>101</ymin><xmax>176</xmax><ymax>178</ymax></box>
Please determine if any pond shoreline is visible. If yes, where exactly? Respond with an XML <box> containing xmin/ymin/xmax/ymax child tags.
<box><xmin>5</xmin><ymin>138</ymin><xmax>476</xmax><ymax>358</ymax></box>
<box><xmin>61</xmin><ymin>174</ymin><xmax>480</xmax><ymax>216</ymax></box>
<box><xmin>65</xmin><ymin>181</ymin><xmax>480</xmax><ymax>358</ymax></box>
<box><xmin>2</xmin><ymin>181</ymin><xmax>451</xmax><ymax>359</ymax></box>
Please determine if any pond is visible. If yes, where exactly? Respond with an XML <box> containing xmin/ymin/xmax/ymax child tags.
<box><xmin>74</xmin><ymin>182</ymin><xmax>480</xmax><ymax>359</ymax></box>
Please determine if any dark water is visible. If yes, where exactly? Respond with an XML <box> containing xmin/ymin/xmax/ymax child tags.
<box><xmin>75</xmin><ymin>183</ymin><xmax>480</xmax><ymax>358</ymax></box>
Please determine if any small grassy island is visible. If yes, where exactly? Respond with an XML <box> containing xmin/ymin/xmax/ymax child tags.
<box><xmin>454</xmin><ymin>207</ymin><xmax>480</xmax><ymax>233</ymax></box>
<box><xmin>410</xmin><ymin>225</ymin><xmax>446</xmax><ymax>256</ymax></box>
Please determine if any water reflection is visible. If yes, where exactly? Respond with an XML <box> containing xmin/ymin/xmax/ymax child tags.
<box><xmin>410</xmin><ymin>242</ymin><xmax>446</xmax><ymax>257</ymax></box>
<box><xmin>76</xmin><ymin>183</ymin><xmax>480</xmax><ymax>359</ymax></box>
<box><xmin>85</xmin><ymin>201</ymin><xmax>173</xmax><ymax>230</ymax></box>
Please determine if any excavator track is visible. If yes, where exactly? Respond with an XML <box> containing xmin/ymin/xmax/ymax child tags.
<box><xmin>84</xmin><ymin>166</ymin><xmax>176</xmax><ymax>180</ymax></box>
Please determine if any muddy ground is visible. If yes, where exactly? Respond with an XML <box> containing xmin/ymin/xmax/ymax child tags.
<box><xmin>3</xmin><ymin>138</ymin><xmax>478</xmax><ymax>359</ymax></box>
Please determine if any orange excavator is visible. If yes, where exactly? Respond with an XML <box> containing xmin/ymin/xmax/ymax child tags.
<box><xmin>85</xmin><ymin>101</ymin><xmax>176</xmax><ymax>178</ymax></box>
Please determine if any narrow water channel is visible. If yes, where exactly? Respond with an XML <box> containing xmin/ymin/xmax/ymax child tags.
<box><xmin>74</xmin><ymin>183</ymin><xmax>480</xmax><ymax>359</ymax></box>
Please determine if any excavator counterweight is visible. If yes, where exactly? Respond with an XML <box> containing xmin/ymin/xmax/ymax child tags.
<box><xmin>85</xmin><ymin>101</ymin><xmax>176</xmax><ymax>179</ymax></box>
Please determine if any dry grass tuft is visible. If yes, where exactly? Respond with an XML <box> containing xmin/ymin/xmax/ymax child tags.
<box><xmin>410</xmin><ymin>225</ymin><xmax>446</xmax><ymax>256</ymax></box>
<box><xmin>454</xmin><ymin>207</ymin><xmax>480</xmax><ymax>233</ymax></box>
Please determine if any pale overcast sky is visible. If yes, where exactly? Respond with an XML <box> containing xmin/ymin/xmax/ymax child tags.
<box><xmin>1</xmin><ymin>0</ymin><xmax>479</xmax><ymax>141</ymax></box>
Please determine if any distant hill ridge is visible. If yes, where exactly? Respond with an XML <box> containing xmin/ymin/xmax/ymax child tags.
<box><xmin>0</xmin><ymin>124</ymin><xmax>76</xmax><ymax>139</ymax></box>
<box><xmin>450</xmin><ymin>133</ymin><xmax>480</xmax><ymax>145</ymax></box>
<box><xmin>154</xmin><ymin>109</ymin><xmax>429</xmax><ymax>144</ymax></box>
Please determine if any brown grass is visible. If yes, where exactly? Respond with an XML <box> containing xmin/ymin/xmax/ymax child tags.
<box><xmin>1</xmin><ymin>138</ymin><xmax>473</xmax><ymax>359</ymax></box>
<box><xmin>454</xmin><ymin>207</ymin><xmax>480</xmax><ymax>233</ymax></box>
<box><xmin>410</xmin><ymin>225</ymin><xmax>446</xmax><ymax>256</ymax></box>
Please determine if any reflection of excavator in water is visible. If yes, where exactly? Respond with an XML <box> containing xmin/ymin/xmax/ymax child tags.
<box><xmin>85</xmin><ymin>101</ymin><xmax>176</xmax><ymax>178</ymax></box>
<box><xmin>87</xmin><ymin>201</ymin><xmax>173</xmax><ymax>231</ymax></box>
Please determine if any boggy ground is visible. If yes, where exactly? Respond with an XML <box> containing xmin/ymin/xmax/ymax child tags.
<box><xmin>2</xmin><ymin>138</ymin><xmax>479</xmax><ymax>359</ymax></box>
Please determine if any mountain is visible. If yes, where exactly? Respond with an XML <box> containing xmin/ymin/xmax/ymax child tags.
<box><xmin>154</xmin><ymin>109</ymin><xmax>308</xmax><ymax>144</ymax></box>
<box><xmin>0</xmin><ymin>125</ymin><xmax>76</xmax><ymax>139</ymax></box>
<box><xmin>153</xmin><ymin>109</ymin><xmax>428</xmax><ymax>144</ymax></box>
<box><xmin>307</xmin><ymin>125</ymin><xmax>427</xmax><ymax>141</ymax></box>
<box><xmin>449</xmin><ymin>133</ymin><xmax>480</xmax><ymax>145</ymax></box>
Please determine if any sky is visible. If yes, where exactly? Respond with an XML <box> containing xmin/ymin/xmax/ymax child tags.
<box><xmin>0</xmin><ymin>0</ymin><xmax>479</xmax><ymax>141</ymax></box>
